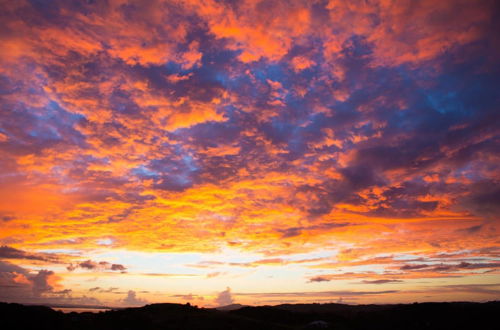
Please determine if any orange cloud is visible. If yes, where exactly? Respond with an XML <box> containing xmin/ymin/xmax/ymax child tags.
<box><xmin>0</xmin><ymin>0</ymin><xmax>498</xmax><ymax>306</ymax></box>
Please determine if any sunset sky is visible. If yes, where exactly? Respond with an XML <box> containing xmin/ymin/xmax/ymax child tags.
<box><xmin>0</xmin><ymin>0</ymin><xmax>499</xmax><ymax>308</ymax></box>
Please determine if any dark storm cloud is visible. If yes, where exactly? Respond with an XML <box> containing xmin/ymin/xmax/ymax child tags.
<box><xmin>361</xmin><ymin>279</ymin><xmax>403</xmax><ymax>284</ymax></box>
<box><xmin>400</xmin><ymin>262</ymin><xmax>500</xmax><ymax>272</ymax></box>
<box><xmin>0</xmin><ymin>246</ymin><xmax>62</xmax><ymax>263</ymax></box>
<box><xmin>460</xmin><ymin>180</ymin><xmax>500</xmax><ymax>216</ymax></box>
<box><xmin>278</xmin><ymin>222</ymin><xmax>352</xmax><ymax>238</ymax></box>
<box><xmin>67</xmin><ymin>259</ymin><xmax>127</xmax><ymax>272</ymax></box>
<box><xmin>236</xmin><ymin>290</ymin><xmax>399</xmax><ymax>298</ymax></box>
<box><xmin>308</xmin><ymin>276</ymin><xmax>331</xmax><ymax>283</ymax></box>
<box><xmin>456</xmin><ymin>225</ymin><xmax>484</xmax><ymax>234</ymax></box>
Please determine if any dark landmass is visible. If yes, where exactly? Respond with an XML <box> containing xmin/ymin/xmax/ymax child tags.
<box><xmin>1</xmin><ymin>301</ymin><xmax>499</xmax><ymax>330</ymax></box>
<box><xmin>25</xmin><ymin>303</ymin><xmax>112</xmax><ymax>310</ymax></box>
<box><xmin>215</xmin><ymin>303</ymin><xmax>248</xmax><ymax>311</ymax></box>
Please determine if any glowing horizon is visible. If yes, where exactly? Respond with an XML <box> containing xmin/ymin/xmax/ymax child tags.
<box><xmin>0</xmin><ymin>0</ymin><xmax>499</xmax><ymax>308</ymax></box>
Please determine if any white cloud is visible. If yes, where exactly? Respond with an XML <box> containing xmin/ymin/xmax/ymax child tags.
<box><xmin>122</xmin><ymin>290</ymin><xmax>148</xmax><ymax>307</ymax></box>
<box><xmin>215</xmin><ymin>287</ymin><xmax>234</xmax><ymax>306</ymax></box>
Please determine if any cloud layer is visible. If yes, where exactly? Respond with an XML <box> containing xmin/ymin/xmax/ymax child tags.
<box><xmin>0</xmin><ymin>0</ymin><xmax>499</xmax><ymax>306</ymax></box>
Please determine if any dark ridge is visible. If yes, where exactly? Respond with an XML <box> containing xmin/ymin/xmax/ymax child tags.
<box><xmin>215</xmin><ymin>303</ymin><xmax>247</xmax><ymax>311</ymax></box>
<box><xmin>1</xmin><ymin>301</ymin><xmax>499</xmax><ymax>330</ymax></box>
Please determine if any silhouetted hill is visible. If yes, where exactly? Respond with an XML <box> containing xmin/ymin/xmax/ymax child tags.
<box><xmin>1</xmin><ymin>301</ymin><xmax>499</xmax><ymax>330</ymax></box>
<box><xmin>230</xmin><ymin>302</ymin><xmax>500</xmax><ymax>329</ymax></box>
<box><xmin>215</xmin><ymin>303</ymin><xmax>248</xmax><ymax>311</ymax></box>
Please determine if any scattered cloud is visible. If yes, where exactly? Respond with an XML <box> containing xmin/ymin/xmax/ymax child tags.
<box><xmin>67</xmin><ymin>260</ymin><xmax>127</xmax><ymax>273</ymax></box>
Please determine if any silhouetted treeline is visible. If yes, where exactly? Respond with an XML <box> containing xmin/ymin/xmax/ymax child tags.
<box><xmin>1</xmin><ymin>301</ymin><xmax>499</xmax><ymax>330</ymax></box>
